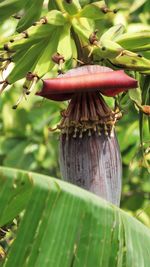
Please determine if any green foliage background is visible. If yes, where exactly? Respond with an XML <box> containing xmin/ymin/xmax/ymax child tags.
<box><xmin>0</xmin><ymin>0</ymin><xmax>150</xmax><ymax>230</ymax></box>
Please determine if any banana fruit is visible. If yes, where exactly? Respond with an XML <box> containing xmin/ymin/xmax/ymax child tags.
<box><xmin>0</xmin><ymin>8</ymin><xmax>68</xmax><ymax>86</ymax></box>
<box><xmin>72</xmin><ymin>17</ymin><xmax>94</xmax><ymax>43</ymax></box>
<box><xmin>7</xmin><ymin>39</ymin><xmax>48</xmax><ymax>84</ymax></box>
<box><xmin>79</xmin><ymin>1</ymin><xmax>116</xmax><ymax>20</ymax></box>
<box><xmin>57</xmin><ymin>24</ymin><xmax>72</xmax><ymax>61</ymax></box>
<box><xmin>91</xmin><ymin>25</ymin><xmax>150</xmax><ymax>72</ymax></box>
<box><xmin>16</xmin><ymin>0</ymin><xmax>44</xmax><ymax>32</ymax></box>
<box><xmin>32</xmin><ymin>28</ymin><xmax>62</xmax><ymax>78</ymax></box>
<box><xmin>2</xmin><ymin>25</ymin><xmax>55</xmax><ymax>52</ymax></box>
<box><xmin>0</xmin><ymin>9</ymin><xmax>66</xmax><ymax>52</ymax></box>
<box><xmin>111</xmin><ymin>51</ymin><xmax>150</xmax><ymax>71</ymax></box>
<box><xmin>0</xmin><ymin>0</ymin><xmax>26</xmax><ymax>22</ymax></box>
<box><xmin>21</xmin><ymin>27</ymin><xmax>63</xmax><ymax>95</ymax></box>
<box><xmin>62</xmin><ymin>0</ymin><xmax>81</xmax><ymax>15</ymax></box>
<box><xmin>92</xmin><ymin>25</ymin><xmax>125</xmax><ymax>59</ymax></box>
<box><xmin>116</xmin><ymin>31</ymin><xmax>150</xmax><ymax>52</ymax></box>
<box><xmin>100</xmin><ymin>24</ymin><xmax>125</xmax><ymax>42</ymax></box>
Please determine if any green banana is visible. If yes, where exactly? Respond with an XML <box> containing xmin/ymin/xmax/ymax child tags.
<box><xmin>0</xmin><ymin>9</ymin><xmax>66</xmax><ymax>73</ymax></box>
<box><xmin>59</xmin><ymin>37</ymin><xmax>77</xmax><ymax>71</ymax></box>
<box><xmin>2</xmin><ymin>24</ymin><xmax>55</xmax><ymax>52</ymax></box>
<box><xmin>71</xmin><ymin>36</ymin><xmax>77</xmax><ymax>59</ymax></box>
<box><xmin>68</xmin><ymin>37</ymin><xmax>77</xmax><ymax>68</ymax></box>
<box><xmin>79</xmin><ymin>1</ymin><xmax>113</xmax><ymax>20</ymax></box>
<box><xmin>80</xmin><ymin>0</ymin><xmax>99</xmax><ymax>6</ymax></box>
<box><xmin>104</xmin><ymin>0</ymin><xmax>109</xmax><ymax>5</ymax></box>
<box><xmin>136</xmin><ymin>44</ymin><xmax>150</xmax><ymax>51</ymax></box>
<box><xmin>0</xmin><ymin>0</ymin><xmax>26</xmax><ymax>22</ymax></box>
<box><xmin>46</xmin><ymin>10</ymin><xmax>67</xmax><ymax>25</ymax></box>
<box><xmin>111</xmin><ymin>50</ymin><xmax>150</xmax><ymax>71</ymax></box>
<box><xmin>16</xmin><ymin>0</ymin><xmax>44</xmax><ymax>32</ymax></box>
<box><xmin>140</xmin><ymin>70</ymin><xmax>150</xmax><ymax>75</ymax></box>
<box><xmin>93</xmin><ymin>40</ymin><xmax>123</xmax><ymax>59</ymax></box>
<box><xmin>33</xmin><ymin>28</ymin><xmax>62</xmax><ymax>78</ymax></box>
<box><xmin>12</xmin><ymin>48</ymin><xmax>31</xmax><ymax>64</ymax></box>
<box><xmin>57</xmin><ymin>24</ymin><xmax>72</xmax><ymax>61</ymax></box>
<box><xmin>0</xmin><ymin>10</ymin><xmax>66</xmax><ymax>50</ymax></box>
<box><xmin>22</xmin><ymin>28</ymin><xmax>62</xmax><ymax>94</ymax></box>
<box><xmin>141</xmin><ymin>51</ymin><xmax>150</xmax><ymax>60</ymax></box>
<box><xmin>116</xmin><ymin>31</ymin><xmax>150</xmax><ymax>52</ymax></box>
<box><xmin>72</xmin><ymin>17</ymin><xmax>94</xmax><ymax>43</ymax></box>
<box><xmin>48</xmin><ymin>0</ymin><xmax>60</xmax><ymax>10</ymax></box>
<box><xmin>62</xmin><ymin>0</ymin><xmax>81</xmax><ymax>15</ymax></box>
<box><xmin>72</xmin><ymin>19</ymin><xmax>123</xmax><ymax>59</ymax></box>
<box><xmin>100</xmin><ymin>24</ymin><xmax>125</xmax><ymax>42</ymax></box>
<box><xmin>7</xmin><ymin>39</ymin><xmax>48</xmax><ymax>84</ymax></box>
<box><xmin>89</xmin><ymin>25</ymin><xmax>125</xmax><ymax>59</ymax></box>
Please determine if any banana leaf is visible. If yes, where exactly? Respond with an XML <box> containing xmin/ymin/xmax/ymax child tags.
<box><xmin>0</xmin><ymin>166</ymin><xmax>150</xmax><ymax>267</ymax></box>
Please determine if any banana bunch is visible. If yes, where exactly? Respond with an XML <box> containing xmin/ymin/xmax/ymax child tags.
<box><xmin>0</xmin><ymin>12</ymin><xmax>79</xmax><ymax>106</ymax></box>
<box><xmin>0</xmin><ymin>10</ymin><xmax>66</xmax><ymax>52</ymax></box>
<box><xmin>111</xmin><ymin>51</ymin><xmax>150</xmax><ymax>73</ymax></box>
<box><xmin>22</xmin><ymin>22</ymin><xmax>78</xmax><ymax>97</ymax></box>
<box><xmin>7</xmin><ymin>27</ymin><xmax>64</xmax><ymax>108</ymax></box>
<box><xmin>0</xmin><ymin>9</ymin><xmax>69</xmax><ymax>102</ymax></box>
<box><xmin>0</xmin><ymin>2</ymin><xmax>95</xmax><ymax>92</ymax></box>
<box><xmin>89</xmin><ymin>24</ymin><xmax>150</xmax><ymax>72</ymax></box>
<box><xmin>110</xmin><ymin>29</ymin><xmax>150</xmax><ymax>73</ymax></box>
<box><xmin>95</xmin><ymin>24</ymin><xmax>125</xmax><ymax>59</ymax></box>
<box><xmin>115</xmin><ymin>32</ymin><xmax>150</xmax><ymax>52</ymax></box>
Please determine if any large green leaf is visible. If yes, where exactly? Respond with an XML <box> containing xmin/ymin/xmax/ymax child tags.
<box><xmin>0</xmin><ymin>166</ymin><xmax>150</xmax><ymax>266</ymax></box>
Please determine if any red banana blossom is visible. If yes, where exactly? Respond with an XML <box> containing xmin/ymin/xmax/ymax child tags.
<box><xmin>37</xmin><ymin>65</ymin><xmax>138</xmax><ymax>207</ymax></box>
<box><xmin>37</xmin><ymin>65</ymin><xmax>137</xmax><ymax>100</ymax></box>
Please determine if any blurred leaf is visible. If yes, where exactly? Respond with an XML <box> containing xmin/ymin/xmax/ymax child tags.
<box><xmin>129</xmin><ymin>0</ymin><xmax>147</xmax><ymax>14</ymax></box>
<box><xmin>118</xmin><ymin>121</ymin><xmax>139</xmax><ymax>151</ymax></box>
<box><xmin>124</xmin><ymin>194</ymin><xmax>145</xmax><ymax>211</ymax></box>
<box><xmin>34</xmin><ymin>144</ymin><xmax>46</xmax><ymax>162</ymax></box>
<box><xmin>136</xmin><ymin>210</ymin><xmax>150</xmax><ymax>228</ymax></box>
<box><xmin>3</xmin><ymin>141</ymin><xmax>35</xmax><ymax>170</ymax></box>
<box><xmin>129</xmin><ymin>86</ymin><xmax>142</xmax><ymax>106</ymax></box>
<box><xmin>122</xmin><ymin>144</ymin><xmax>138</xmax><ymax>165</ymax></box>
<box><xmin>1</xmin><ymin>167</ymin><xmax>150</xmax><ymax>267</ymax></box>
<box><xmin>141</xmin><ymin>182</ymin><xmax>150</xmax><ymax>193</ymax></box>
<box><xmin>0</xmin><ymin>137</ymin><xmax>19</xmax><ymax>155</ymax></box>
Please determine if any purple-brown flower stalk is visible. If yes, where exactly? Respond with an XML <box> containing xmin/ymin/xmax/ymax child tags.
<box><xmin>38</xmin><ymin>65</ymin><xmax>137</xmax><ymax>206</ymax></box>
